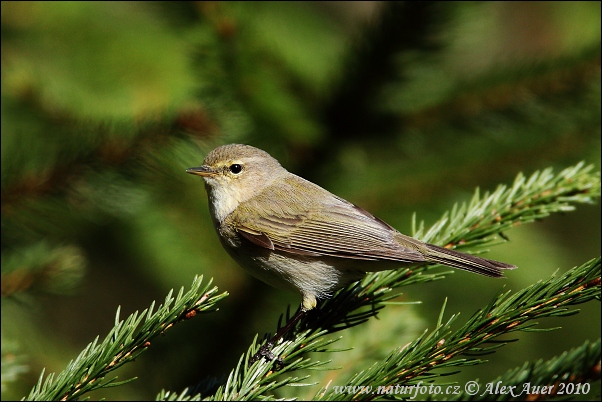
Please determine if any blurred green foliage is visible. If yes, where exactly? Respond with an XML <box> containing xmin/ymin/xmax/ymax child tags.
<box><xmin>1</xmin><ymin>2</ymin><xmax>600</xmax><ymax>400</ymax></box>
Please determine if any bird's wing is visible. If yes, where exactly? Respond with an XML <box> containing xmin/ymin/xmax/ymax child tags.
<box><xmin>225</xmin><ymin>175</ymin><xmax>426</xmax><ymax>263</ymax></box>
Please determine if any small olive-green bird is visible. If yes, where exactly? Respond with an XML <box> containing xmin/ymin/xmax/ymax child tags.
<box><xmin>187</xmin><ymin>144</ymin><xmax>516</xmax><ymax>312</ymax></box>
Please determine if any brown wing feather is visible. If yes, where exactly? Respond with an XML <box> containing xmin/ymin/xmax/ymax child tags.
<box><xmin>227</xmin><ymin>175</ymin><xmax>427</xmax><ymax>263</ymax></box>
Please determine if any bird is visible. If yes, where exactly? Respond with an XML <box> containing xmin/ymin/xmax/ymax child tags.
<box><xmin>187</xmin><ymin>144</ymin><xmax>516</xmax><ymax>315</ymax></box>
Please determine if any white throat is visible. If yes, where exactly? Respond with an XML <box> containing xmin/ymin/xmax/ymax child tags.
<box><xmin>205</xmin><ymin>180</ymin><xmax>243</xmax><ymax>224</ymax></box>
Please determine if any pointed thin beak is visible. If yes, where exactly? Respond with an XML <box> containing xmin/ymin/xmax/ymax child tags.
<box><xmin>186</xmin><ymin>165</ymin><xmax>216</xmax><ymax>177</ymax></box>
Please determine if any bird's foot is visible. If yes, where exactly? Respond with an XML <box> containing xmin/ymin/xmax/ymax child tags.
<box><xmin>249</xmin><ymin>341</ymin><xmax>284</xmax><ymax>367</ymax></box>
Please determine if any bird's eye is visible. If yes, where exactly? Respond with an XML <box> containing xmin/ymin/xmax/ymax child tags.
<box><xmin>229</xmin><ymin>164</ymin><xmax>243</xmax><ymax>174</ymax></box>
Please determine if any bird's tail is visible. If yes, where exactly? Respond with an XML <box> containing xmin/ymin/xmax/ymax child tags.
<box><xmin>424</xmin><ymin>243</ymin><xmax>516</xmax><ymax>277</ymax></box>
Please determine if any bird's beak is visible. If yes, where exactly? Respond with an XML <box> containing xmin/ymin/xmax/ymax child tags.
<box><xmin>186</xmin><ymin>165</ymin><xmax>216</xmax><ymax>177</ymax></box>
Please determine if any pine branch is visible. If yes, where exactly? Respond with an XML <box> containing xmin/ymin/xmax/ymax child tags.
<box><xmin>169</xmin><ymin>162</ymin><xmax>600</xmax><ymax>400</ymax></box>
<box><xmin>435</xmin><ymin>338</ymin><xmax>601</xmax><ymax>401</ymax></box>
<box><xmin>315</xmin><ymin>257</ymin><xmax>601</xmax><ymax>400</ymax></box>
<box><xmin>24</xmin><ymin>276</ymin><xmax>227</xmax><ymax>401</ymax></box>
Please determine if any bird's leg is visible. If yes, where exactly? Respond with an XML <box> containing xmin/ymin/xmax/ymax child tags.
<box><xmin>249</xmin><ymin>308</ymin><xmax>306</xmax><ymax>366</ymax></box>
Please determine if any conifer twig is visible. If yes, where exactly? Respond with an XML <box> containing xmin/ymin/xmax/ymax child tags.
<box><xmin>25</xmin><ymin>276</ymin><xmax>227</xmax><ymax>401</ymax></box>
<box><xmin>434</xmin><ymin>338</ymin><xmax>601</xmax><ymax>401</ymax></box>
<box><xmin>316</xmin><ymin>257</ymin><xmax>601</xmax><ymax>400</ymax></box>
<box><xmin>413</xmin><ymin>161</ymin><xmax>600</xmax><ymax>249</ymax></box>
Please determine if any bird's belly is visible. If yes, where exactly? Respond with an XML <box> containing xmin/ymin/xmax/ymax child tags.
<box><xmin>226</xmin><ymin>246</ymin><xmax>362</xmax><ymax>300</ymax></box>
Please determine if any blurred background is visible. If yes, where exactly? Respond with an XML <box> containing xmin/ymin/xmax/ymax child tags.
<box><xmin>1</xmin><ymin>2</ymin><xmax>600</xmax><ymax>400</ymax></box>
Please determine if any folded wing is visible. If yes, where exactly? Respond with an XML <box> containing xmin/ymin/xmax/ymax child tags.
<box><xmin>226</xmin><ymin>175</ymin><xmax>427</xmax><ymax>264</ymax></box>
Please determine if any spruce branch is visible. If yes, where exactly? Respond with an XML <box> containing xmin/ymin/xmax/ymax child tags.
<box><xmin>24</xmin><ymin>276</ymin><xmax>227</xmax><ymax>401</ymax></box>
<box><xmin>0</xmin><ymin>113</ymin><xmax>211</xmax><ymax>210</ymax></box>
<box><xmin>1</xmin><ymin>242</ymin><xmax>86</xmax><ymax>297</ymax></box>
<box><xmin>2</xmin><ymin>340</ymin><xmax>29</xmax><ymax>394</ymax></box>
<box><xmin>173</xmin><ymin>162</ymin><xmax>600</xmax><ymax>400</ymax></box>
<box><xmin>412</xmin><ymin>161</ymin><xmax>600</xmax><ymax>249</ymax></box>
<box><xmin>160</xmin><ymin>328</ymin><xmax>339</xmax><ymax>401</ymax></box>
<box><xmin>436</xmin><ymin>338</ymin><xmax>601</xmax><ymax>401</ymax></box>
<box><xmin>315</xmin><ymin>257</ymin><xmax>601</xmax><ymax>400</ymax></box>
<box><xmin>405</xmin><ymin>44</ymin><xmax>600</xmax><ymax>130</ymax></box>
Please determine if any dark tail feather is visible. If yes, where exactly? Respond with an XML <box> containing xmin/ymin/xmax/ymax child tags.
<box><xmin>424</xmin><ymin>244</ymin><xmax>517</xmax><ymax>278</ymax></box>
